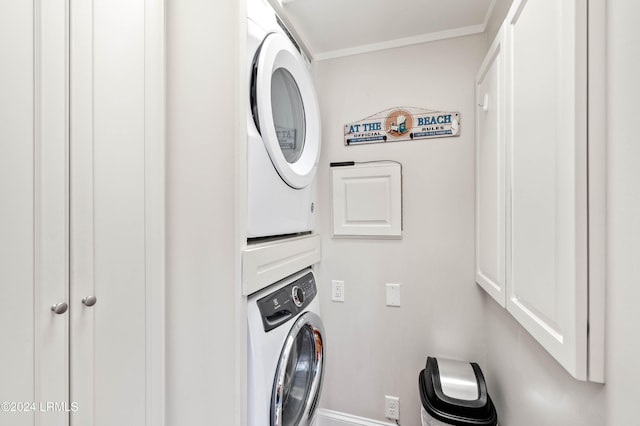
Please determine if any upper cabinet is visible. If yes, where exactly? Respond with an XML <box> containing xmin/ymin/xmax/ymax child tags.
<box><xmin>475</xmin><ymin>28</ymin><xmax>506</xmax><ymax>307</ymax></box>
<box><xmin>476</xmin><ymin>0</ymin><xmax>605</xmax><ymax>382</ymax></box>
<box><xmin>506</xmin><ymin>0</ymin><xmax>589</xmax><ymax>381</ymax></box>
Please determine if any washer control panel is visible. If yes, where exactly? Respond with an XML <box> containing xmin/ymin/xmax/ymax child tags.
<box><xmin>257</xmin><ymin>270</ymin><xmax>317</xmax><ymax>332</ymax></box>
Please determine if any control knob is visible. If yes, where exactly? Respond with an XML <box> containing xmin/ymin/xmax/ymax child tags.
<box><xmin>292</xmin><ymin>286</ymin><xmax>304</xmax><ymax>307</ymax></box>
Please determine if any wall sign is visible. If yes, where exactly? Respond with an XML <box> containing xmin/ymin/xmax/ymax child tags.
<box><xmin>344</xmin><ymin>107</ymin><xmax>460</xmax><ymax>146</ymax></box>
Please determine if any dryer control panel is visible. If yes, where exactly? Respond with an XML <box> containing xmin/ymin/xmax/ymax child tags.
<box><xmin>257</xmin><ymin>271</ymin><xmax>317</xmax><ymax>332</ymax></box>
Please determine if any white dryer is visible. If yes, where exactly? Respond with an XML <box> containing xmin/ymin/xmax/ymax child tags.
<box><xmin>247</xmin><ymin>268</ymin><xmax>325</xmax><ymax>426</ymax></box>
<box><xmin>247</xmin><ymin>0</ymin><xmax>321</xmax><ymax>239</ymax></box>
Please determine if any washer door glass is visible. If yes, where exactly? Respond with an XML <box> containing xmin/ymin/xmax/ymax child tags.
<box><xmin>253</xmin><ymin>32</ymin><xmax>321</xmax><ymax>189</ymax></box>
<box><xmin>272</xmin><ymin>312</ymin><xmax>324</xmax><ymax>426</ymax></box>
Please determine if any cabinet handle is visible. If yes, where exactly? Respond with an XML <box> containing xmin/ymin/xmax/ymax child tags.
<box><xmin>82</xmin><ymin>296</ymin><xmax>97</xmax><ymax>307</ymax></box>
<box><xmin>478</xmin><ymin>93</ymin><xmax>489</xmax><ymax>112</ymax></box>
<box><xmin>51</xmin><ymin>302</ymin><xmax>68</xmax><ymax>315</ymax></box>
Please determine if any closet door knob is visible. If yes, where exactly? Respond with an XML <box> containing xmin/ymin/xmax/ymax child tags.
<box><xmin>51</xmin><ymin>302</ymin><xmax>68</xmax><ymax>315</ymax></box>
<box><xmin>82</xmin><ymin>296</ymin><xmax>97</xmax><ymax>307</ymax></box>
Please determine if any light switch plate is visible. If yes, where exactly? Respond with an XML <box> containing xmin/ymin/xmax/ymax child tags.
<box><xmin>386</xmin><ymin>283</ymin><xmax>401</xmax><ymax>307</ymax></box>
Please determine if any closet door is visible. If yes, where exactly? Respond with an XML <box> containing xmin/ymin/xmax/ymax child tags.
<box><xmin>0</xmin><ymin>2</ymin><xmax>164</xmax><ymax>425</ymax></box>
<box><xmin>0</xmin><ymin>1</ymin><xmax>69</xmax><ymax>425</ymax></box>
<box><xmin>69</xmin><ymin>0</ymin><xmax>165</xmax><ymax>425</ymax></box>
<box><xmin>505</xmin><ymin>0</ymin><xmax>588</xmax><ymax>380</ymax></box>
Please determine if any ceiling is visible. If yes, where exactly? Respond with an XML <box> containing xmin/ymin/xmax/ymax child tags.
<box><xmin>269</xmin><ymin>0</ymin><xmax>496</xmax><ymax>61</ymax></box>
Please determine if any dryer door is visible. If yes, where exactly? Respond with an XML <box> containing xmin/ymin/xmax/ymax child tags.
<box><xmin>252</xmin><ymin>32</ymin><xmax>321</xmax><ymax>189</ymax></box>
<box><xmin>271</xmin><ymin>312</ymin><xmax>324</xmax><ymax>426</ymax></box>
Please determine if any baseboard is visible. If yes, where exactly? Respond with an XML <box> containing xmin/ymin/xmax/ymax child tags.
<box><xmin>313</xmin><ymin>409</ymin><xmax>396</xmax><ymax>426</ymax></box>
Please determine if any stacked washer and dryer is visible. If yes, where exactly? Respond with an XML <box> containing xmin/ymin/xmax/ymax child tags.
<box><xmin>245</xmin><ymin>0</ymin><xmax>325</xmax><ymax>425</ymax></box>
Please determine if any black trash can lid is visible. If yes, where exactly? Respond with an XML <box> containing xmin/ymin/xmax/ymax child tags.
<box><xmin>418</xmin><ymin>357</ymin><xmax>497</xmax><ymax>426</ymax></box>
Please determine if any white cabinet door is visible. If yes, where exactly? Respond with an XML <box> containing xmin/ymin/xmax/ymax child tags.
<box><xmin>504</xmin><ymin>0</ymin><xmax>589</xmax><ymax>380</ymax></box>
<box><xmin>0</xmin><ymin>2</ymin><xmax>164</xmax><ymax>425</ymax></box>
<box><xmin>69</xmin><ymin>0</ymin><xmax>165</xmax><ymax>425</ymax></box>
<box><xmin>0</xmin><ymin>1</ymin><xmax>69</xmax><ymax>425</ymax></box>
<box><xmin>475</xmin><ymin>29</ymin><xmax>506</xmax><ymax>307</ymax></box>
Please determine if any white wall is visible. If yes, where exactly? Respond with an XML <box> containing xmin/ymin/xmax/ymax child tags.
<box><xmin>313</xmin><ymin>34</ymin><xmax>488</xmax><ymax>425</ymax></box>
<box><xmin>165</xmin><ymin>0</ymin><xmax>244</xmax><ymax>425</ymax></box>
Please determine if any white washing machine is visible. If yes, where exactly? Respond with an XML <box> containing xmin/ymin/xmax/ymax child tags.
<box><xmin>246</xmin><ymin>0</ymin><xmax>321</xmax><ymax>239</ymax></box>
<box><xmin>247</xmin><ymin>268</ymin><xmax>325</xmax><ymax>426</ymax></box>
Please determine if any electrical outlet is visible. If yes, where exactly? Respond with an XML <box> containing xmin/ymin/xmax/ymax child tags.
<box><xmin>386</xmin><ymin>283</ymin><xmax>401</xmax><ymax>307</ymax></box>
<box><xmin>385</xmin><ymin>395</ymin><xmax>400</xmax><ymax>420</ymax></box>
<box><xmin>331</xmin><ymin>280</ymin><xmax>345</xmax><ymax>302</ymax></box>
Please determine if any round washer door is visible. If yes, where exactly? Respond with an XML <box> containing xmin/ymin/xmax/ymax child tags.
<box><xmin>271</xmin><ymin>312</ymin><xmax>324</xmax><ymax>426</ymax></box>
<box><xmin>253</xmin><ymin>32</ymin><xmax>321</xmax><ymax>189</ymax></box>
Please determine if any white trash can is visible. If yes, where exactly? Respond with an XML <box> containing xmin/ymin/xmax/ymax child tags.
<box><xmin>418</xmin><ymin>357</ymin><xmax>497</xmax><ymax>426</ymax></box>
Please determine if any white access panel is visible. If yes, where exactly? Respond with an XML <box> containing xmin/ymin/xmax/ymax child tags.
<box><xmin>331</xmin><ymin>162</ymin><xmax>402</xmax><ymax>238</ymax></box>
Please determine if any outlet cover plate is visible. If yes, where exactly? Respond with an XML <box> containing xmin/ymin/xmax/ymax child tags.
<box><xmin>385</xmin><ymin>395</ymin><xmax>400</xmax><ymax>420</ymax></box>
<box><xmin>332</xmin><ymin>280</ymin><xmax>345</xmax><ymax>302</ymax></box>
